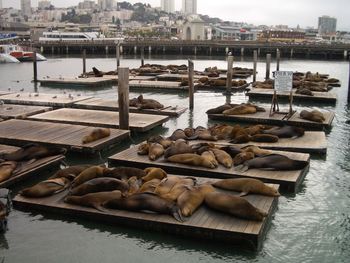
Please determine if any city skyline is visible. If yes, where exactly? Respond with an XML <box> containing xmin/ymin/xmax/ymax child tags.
<box><xmin>1</xmin><ymin>0</ymin><xmax>350</xmax><ymax>31</ymax></box>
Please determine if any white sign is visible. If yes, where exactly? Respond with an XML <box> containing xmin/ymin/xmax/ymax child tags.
<box><xmin>274</xmin><ymin>71</ymin><xmax>293</xmax><ymax>92</ymax></box>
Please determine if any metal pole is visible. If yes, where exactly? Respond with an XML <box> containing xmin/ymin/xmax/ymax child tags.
<box><xmin>82</xmin><ymin>49</ymin><xmax>86</xmax><ymax>74</ymax></box>
<box><xmin>33</xmin><ymin>51</ymin><xmax>38</xmax><ymax>82</ymax></box>
<box><xmin>253</xmin><ymin>50</ymin><xmax>257</xmax><ymax>82</ymax></box>
<box><xmin>188</xmin><ymin>60</ymin><xmax>194</xmax><ymax>110</ymax></box>
<box><xmin>276</xmin><ymin>49</ymin><xmax>280</xmax><ymax>71</ymax></box>
<box><xmin>226</xmin><ymin>55</ymin><xmax>234</xmax><ymax>94</ymax></box>
<box><xmin>116</xmin><ymin>43</ymin><xmax>120</xmax><ymax>68</ymax></box>
<box><xmin>118</xmin><ymin>67</ymin><xmax>129</xmax><ymax>130</ymax></box>
<box><xmin>141</xmin><ymin>47</ymin><xmax>144</xmax><ymax>67</ymax></box>
<box><xmin>265</xmin><ymin>53</ymin><xmax>271</xmax><ymax>80</ymax></box>
<box><xmin>348</xmin><ymin>58</ymin><xmax>350</xmax><ymax>103</ymax></box>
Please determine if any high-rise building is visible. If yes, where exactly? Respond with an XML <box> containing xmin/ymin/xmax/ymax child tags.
<box><xmin>161</xmin><ymin>0</ymin><xmax>175</xmax><ymax>13</ymax></box>
<box><xmin>318</xmin><ymin>15</ymin><xmax>337</xmax><ymax>35</ymax></box>
<box><xmin>182</xmin><ymin>0</ymin><xmax>197</xmax><ymax>15</ymax></box>
<box><xmin>98</xmin><ymin>0</ymin><xmax>114</xmax><ymax>10</ymax></box>
<box><xmin>38</xmin><ymin>0</ymin><xmax>51</xmax><ymax>10</ymax></box>
<box><xmin>21</xmin><ymin>0</ymin><xmax>32</xmax><ymax>16</ymax></box>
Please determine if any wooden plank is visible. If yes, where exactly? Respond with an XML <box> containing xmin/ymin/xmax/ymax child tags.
<box><xmin>101</xmin><ymin>75</ymin><xmax>156</xmax><ymax>81</ymax></box>
<box><xmin>129</xmin><ymin>80</ymin><xmax>186</xmax><ymax>91</ymax></box>
<box><xmin>0</xmin><ymin>104</ymin><xmax>52</xmax><ymax>120</ymax></box>
<box><xmin>0</xmin><ymin>144</ymin><xmax>20</xmax><ymax>155</ymax></box>
<box><xmin>0</xmin><ymin>155</ymin><xmax>65</xmax><ymax>188</ymax></box>
<box><xmin>0</xmin><ymin>119</ymin><xmax>130</xmax><ymax>154</ymax></box>
<box><xmin>208</xmin><ymin>108</ymin><xmax>334</xmax><ymax>130</ymax></box>
<box><xmin>12</xmin><ymin>176</ymin><xmax>279</xmax><ymax>251</ymax></box>
<box><xmin>108</xmin><ymin>146</ymin><xmax>310</xmax><ymax>192</ymax></box>
<box><xmin>38</xmin><ymin>77</ymin><xmax>114</xmax><ymax>87</ymax></box>
<box><xmin>0</xmin><ymin>93</ymin><xmax>93</xmax><ymax>108</ymax></box>
<box><xmin>28</xmin><ymin>108</ymin><xmax>170</xmax><ymax>132</ymax></box>
<box><xmin>247</xmin><ymin>88</ymin><xmax>337</xmax><ymax>104</ymax></box>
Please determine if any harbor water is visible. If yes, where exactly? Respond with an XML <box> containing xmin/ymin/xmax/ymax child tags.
<box><xmin>0</xmin><ymin>55</ymin><xmax>349</xmax><ymax>263</ymax></box>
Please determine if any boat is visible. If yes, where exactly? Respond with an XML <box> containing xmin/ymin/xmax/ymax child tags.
<box><xmin>39</xmin><ymin>31</ymin><xmax>124</xmax><ymax>42</ymax></box>
<box><xmin>0</xmin><ymin>44</ymin><xmax>46</xmax><ymax>63</ymax></box>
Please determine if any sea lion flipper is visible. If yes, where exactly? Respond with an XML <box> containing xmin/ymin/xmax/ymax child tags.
<box><xmin>290</xmin><ymin>136</ymin><xmax>298</xmax><ymax>140</ymax></box>
<box><xmin>172</xmin><ymin>207</ymin><xmax>184</xmax><ymax>222</ymax></box>
<box><xmin>239</xmin><ymin>191</ymin><xmax>248</xmax><ymax>197</ymax></box>
<box><xmin>93</xmin><ymin>203</ymin><xmax>109</xmax><ymax>213</ymax></box>
<box><xmin>187</xmin><ymin>135</ymin><xmax>199</xmax><ymax>140</ymax></box>
<box><xmin>235</xmin><ymin>164</ymin><xmax>249</xmax><ymax>173</ymax></box>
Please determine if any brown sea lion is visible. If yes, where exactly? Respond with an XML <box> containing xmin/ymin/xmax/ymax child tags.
<box><xmin>233</xmin><ymin>152</ymin><xmax>255</xmax><ymax>166</ymax></box>
<box><xmin>104</xmin><ymin>192</ymin><xmax>183</xmax><ymax>222</ymax></box>
<box><xmin>155</xmin><ymin>176</ymin><xmax>196</xmax><ymax>196</ymax></box>
<box><xmin>219</xmin><ymin>145</ymin><xmax>242</xmax><ymax>158</ymax></box>
<box><xmin>244</xmin><ymin>125</ymin><xmax>268</xmax><ymax>136</ymax></box>
<box><xmin>142</xmin><ymin>167</ymin><xmax>167</xmax><ymax>182</ymax></box>
<box><xmin>177</xmin><ymin>184</ymin><xmax>215</xmax><ymax>217</ymax></box>
<box><xmin>164</xmin><ymin>140</ymin><xmax>193</xmax><ymax>159</ymax></box>
<box><xmin>0</xmin><ymin>161</ymin><xmax>17</xmax><ymax>183</ymax></box>
<box><xmin>49</xmin><ymin>165</ymin><xmax>92</xmax><ymax>180</ymax></box>
<box><xmin>300</xmin><ymin>110</ymin><xmax>325</xmax><ymax>123</ymax></box>
<box><xmin>262</xmin><ymin>125</ymin><xmax>305</xmax><ymax>138</ymax></box>
<box><xmin>167</xmin><ymin>129</ymin><xmax>188</xmax><ymax>141</ymax></box>
<box><xmin>183</xmin><ymin>127</ymin><xmax>195</xmax><ymax>138</ymax></box>
<box><xmin>209</xmin><ymin>124</ymin><xmax>235</xmax><ymax>140</ymax></box>
<box><xmin>92</xmin><ymin>67</ymin><xmax>103</xmax><ymax>77</ymax></box>
<box><xmin>241</xmin><ymin>145</ymin><xmax>272</xmax><ymax>157</ymax></box>
<box><xmin>213</xmin><ymin>178</ymin><xmax>280</xmax><ymax>197</ymax></box>
<box><xmin>104</xmin><ymin>166</ymin><xmax>146</xmax><ymax>180</ymax></box>
<box><xmin>127</xmin><ymin>176</ymin><xmax>140</xmax><ymax>195</ymax></box>
<box><xmin>71</xmin><ymin>166</ymin><xmax>109</xmax><ymax>189</ymax></box>
<box><xmin>69</xmin><ymin>177</ymin><xmax>129</xmax><ymax>196</ymax></box>
<box><xmin>167</xmin><ymin>153</ymin><xmax>218</xmax><ymax>169</ymax></box>
<box><xmin>138</xmin><ymin>178</ymin><xmax>161</xmax><ymax>193</ymax></box>
<box><xmin>211</xmin><ymin>148</ymin><xmax>233</xmax><ymax>168</ymax></box>
<box><xmin>189</xmin><ymin>126</ymin><xmax>218</xmax><ymax>141</ymax></box>
<box><xmin>137</xmin><ymin>142</ymin><xmax>149</xmax><ymax>155</ymax></box>
<box><xmin>223</xmin><ymin>104</ymin><xmax>257</xmax><ymax>116</ymax></box>
<box><xmin>250</xmin><ymin>134</ymin><xmax>279</xmax><ymax>143</ymax></box>
<box><xmin>148</xmin><ymin>143</ymin><xmax>164</xmax><ymax>161</ymax></box>
<box><xmin>130</xmin><ymin>95</ymin><xmax>164</xmax><ymax>110</ymax></box>
<box><xmin>295</xmin><ymin>88</ymin><xmax>314</xmax><ymax>96</ymax></box>
<box><xmin>160</xmin><ymin>179</ymin><xmax>196</xmax><ymax>202</ymax></box>
<box><xmin>206</xmin><ymin>104</ymin><xmax>232</xmax><ymax>114</ymax></box>
<box><xmin>82</xmin><ymin>128</ymin><xmax>111</xmax><ymax>144</ymax></box>
<box><xmin>2</xmin><ymin>143</ymin><xmax>66</xmax><ymax>162</ymax></box>
<box><xmin>204</xmin><ymin>192</ymin><xmax>268</xmax><ymax>221</ymax></box>
<box><xmin>65</xmin><ymin>190</ymin><xmax>122</xmax><ymax>212</ymax></box>
<box><xmin>191</xmin><ymin>143</ymin><xmax>215</xmax><ymax>155</ymax></box>
<box><xmin>201</xmin><ymin>151</ymin><xmax>218</xmax><ymax>168</ymax></box>
<box><xmin>147</xmin><ymin>135</ymin><xmax>172</xmax><ymax>149</ymax></box>
<box><xmin>20</xmin><ymin>178</ymin><xmax>70</xmax><ymax>197</ymax></box>
<box><xmin>236</xmin><ymin>154</ymin><xmax>309</xmax><ymax>172</ymax></box>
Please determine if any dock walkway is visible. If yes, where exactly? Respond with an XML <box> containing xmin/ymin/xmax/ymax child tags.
<box><xmin>0</xmin><ymin>104</ymin><xmax>52</xmax><ymax>120</ymax></box>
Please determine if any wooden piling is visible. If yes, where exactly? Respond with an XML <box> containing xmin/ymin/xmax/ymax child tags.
<box><xmin>33</xmin><ymin>51</ymin><xmax>38</xmax><ymax>83</ymax></box>
<box><xmin>117</xmin><ymin>67</ymin><xmax>129</xmax><ymax>130</ymax></box>
<box><xmin>348</xmin><ymin>59</ymin><xmax>350</xmax><ymax>102</ymax></box>
<box><xmin>253</xmin><ymin>50</ymin><xmax>257</xmax><ymax>83</ymax></box>
<box><xmin>116</xmin><ymin>43</ymin><xmax>120</xmax><ymax>68</ymax></box>
<box><xmin>265</xmin><ymin>53</ymin><xmax>271</xmax><ymax>80</ymax></box>
<box><xmin>276</xmin><ymin>49</ymin><xmax>280</xmax><ymax>71</ymax></box>
<box><xmin>226</xmin><ymin>55</ymin><xmax>234</xmax><ymax>94</ymax></box>
<box><xmin>141</xmin><ymin>47</ymin><xmax>145</xmax><ymax>67</ymax></box>
<box><xmin>82</xmin><ymin>49</ymin><xmax>86</xmax><ymax>74</ymax></box>
<box><xmin>188</xmin><ymin>60</ymin><xmax>194</xmax><ymax>110</ymax></box>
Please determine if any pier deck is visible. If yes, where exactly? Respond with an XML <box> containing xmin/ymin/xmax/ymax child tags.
<box><xmin>0</xmin><ymin>119</ymin><xmax>129</xmax><ymax>154</ymax></box>
<box><xmin>13</xmin><ymin>176</ymin><xmax>279</xmax><ymax>251</ymax></box>
<box><xmin>73</xmin><ymin>97</ymin><xmax>187</xmax><ymax>117</ymax></box>
<box><xmin>0</xmin><ymin>104</ymin><xmax>52</xmax><ymax>120</ymax></box>
<box><xmin>28</xmin><ymin>108</ymin><xmax>170</xmax><ymax>132</ymax></box>
<box><xmin>129</xmin><ymin>80</ymin><xmax>187</xmax><ymax>90</ymax></box>
<box><xmin>108</xmin><ymin>146</ymin><xmax>310</xmax><ymax>192</ymax></box>
<box><xmin>39</xmin><ymin>77</ymin><xmax>114</xmax><ymax>87</ymax></box>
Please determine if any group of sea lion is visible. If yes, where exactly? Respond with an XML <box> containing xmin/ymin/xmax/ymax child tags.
<box><xmin>299</xmin><ymin>109</ymin><xmax>325</xmax><ymax>123</ymax></box>
<box><xmin>206</xmin><ymin>103</ymin><xmax>266</xmax><ymax>116</ymax></box>
<box><xmin>20</xmin><ymin>164</ymin><xmax>281</xmax><ymax>222</ymax></box>
<box><xmin>129</xmin><ymin>95</ymin><xmax>164</xmax><ymax>110</ymax></box>
<box><xmin>0</xmin><ymin>143</ymin><xmax>67</xmax><ymax>183</ymax></box>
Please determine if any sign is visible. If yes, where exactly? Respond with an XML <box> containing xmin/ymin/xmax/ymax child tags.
<box><xmin>274</xmin><ymin>71</ymin><xmax>293</xmax><ymax>92</ymax></box>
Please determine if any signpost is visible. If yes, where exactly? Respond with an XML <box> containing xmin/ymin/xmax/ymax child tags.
<box><xmin>270</xmin><ymin>71</ymin><xmax>294</xmax><ymax>117</ymax></box>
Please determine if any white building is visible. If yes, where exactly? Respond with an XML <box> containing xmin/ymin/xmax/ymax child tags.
<box><xmin>98</xmin><ymin>0</ymin><xmax>115</xmax><ymax>10</ymax></box>
<box><xmin>318</xmin><ymin>15</ymin><xmax>337</xmax><ymax>35</ymax></box>
<box><xmin>78</xmin><ymin>0</ymin><xmax>97</xmax><ymax>10</ymax></box>
<box><xmin>38</xmin><ymin>0</ymin><xmax>51</xmax><ymax>10</ymax></box>
<box><xmin>21</xmin><ymin>0</ymin><xmax>32</xmax><ymax>16</ymax></box>
<box><xmin>182</xmin><ymin>0</ymin><xmax>197</xmax><ymax>15</ymax></box>
<box><xmin>181</xmin><ymin>14</ymin><xmax>204</xmax><ymax>40</ymax></box>
<box><xmin>161</xmin><ymin>0</ymin><xmax>175</xmax><ymax>13</ymax></box>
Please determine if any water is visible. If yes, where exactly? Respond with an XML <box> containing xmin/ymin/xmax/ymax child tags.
<box><xmin>1</xmin><ymin>55</ymin><xmax>350</xmax><ymax>262</ymax></box>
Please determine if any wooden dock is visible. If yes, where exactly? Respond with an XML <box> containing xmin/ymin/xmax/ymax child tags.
<box><xmin>28</xmin><ymin>108</ymin><xmax>170</xmax><ymax>132</ymax></box>
<box><xmin>246</xmin><ymin>88</ymin><xmax>337</xmax><ymax>104</ymax></box>
<box><xmin>39</xmin><ymin>77</ymin><xmax>114</xmax><ymax>87</ymax></box>
<box><xmin>102</xmin><ymin>75</ymin><xmax>157</xmax><ymax>81</ymax></box>
<box><xmin>13</xmin><ymin>176</ymin><xmax>279</xmax><ymax>250</ymax></box>
<box><xmin>73</xmin><ymin>97</ymin><xmax>187</xmax><ymax>117</ymax></box>
<box><xmin>196</xmin><ymin>83</ymin><xmax>250</xmax><ymax>92</ymax></box>
<box><xmin>0</xmin><ymin>93</ymin><xmax>93</xmax><ymax>108</ymax></box>
<box><xmin>0</xmin><ymin>104</ymin><xmax>52</xmax><ymax>120</ymax></box>
<box><xmin>0</xmin><ymin>155</ymin><xmax>65</xmax><ymax>188</ymax></box>
<box><xmin>208</xmin><ymin>109</ymin><xmax>335</xmax><ymax>130</ymax></box>
<box><xmin>108</xmin><ymin>146</ymin><xmax>310</xmax><ymax>192</ymax></box>
<box><xmin>129</xmin><ymin>80</ymin><xmax>188</xmax><ymax>91</ymax></box>
<box><xmin>0</xmin><ymin>119</ymin><xmax>129</xmax><ymax>154</ymax></box>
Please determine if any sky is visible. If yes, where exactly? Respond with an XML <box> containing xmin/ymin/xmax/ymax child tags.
<box><xmin>2</xmin><ymin>0</ymin><xmax>350</xmax><ymax>30</ymax></box>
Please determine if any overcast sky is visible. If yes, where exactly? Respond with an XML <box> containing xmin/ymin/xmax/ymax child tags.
<box><xmin>2</xmin><ymin>0</ymin><xmax>350</xmax><ymax>30</ymax></box>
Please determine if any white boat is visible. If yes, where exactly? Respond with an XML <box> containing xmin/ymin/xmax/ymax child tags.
<box><xmin>39</xmin><ymin>31</ymin><xmax>124</xmax><ymax>42</ymax></box>
<box><xmin>0</xmin><ymin>44</ymin><xmax>46</xmax><ymax>63</ymax></box>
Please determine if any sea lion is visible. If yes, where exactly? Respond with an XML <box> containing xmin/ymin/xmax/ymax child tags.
<box><xmin>127</xmin><ymin>176</ymin><xmax>140</xmax><ymax>195</ymax></box>
<box><xmin>49</xmin><ymin>165</ymin><xmax>92</xmax><ymax>180</ymax></box>
<box><xmin>183</xmin><ymin>127</ymin><xmax>195</xmax><ymax>138</ymax></box>
<box><xmin>137</xmin><ymin>142</ymin><xmax>149</xmax><ymax>155</ymax></box>
<box><xmin>1</xmin><ymin>143</ymin><xmax>66</xmax><ymax>162</ymax></box>
<box><xmin>142</xmin><ymin>167</ymin><xmax>167</xmax><ymax>182</ymax></box>
<box><xmin>138</xmin><ymin>178</ymin><xmax>161</xmax><ymax>193</ymax></box>
<box><xmin>211</xmin><ymin>148</ymin><xmax>233</xmax><ymax>168</ymax></box>
<box><xmin>167</xmin><ymin>129</ymin><xmax>188</xmax><ymax>141</ymax></box>
<box><xmin>104</xmin><ymin>192</ymin><xmax>183</xmax><ymax>222</ymax></box>
<box><xmin>129</xmin><ymin>95</ymin><xmax>164</xmax><ymax>110</ymax></box>
<box><xmin>201</xmin><ymin>151</ymin><xmax>218</xmax><ymax>168</ymax></box>
<box><xmin>236</xmin><ymin>154</ymin><xmax>309</xmax><ymax>172</ymax></box>
<box><xmin>209</xmin><ymin>124</ymin><xmax>235</xmax><ymax>140</ymax></box>
<box><xmin>177</xmin><ymin>184</ymin><xmax>215</xmax><ymax>217</ymax></box>
<box><xmin>65</xmin><ymin>190</ymin><xmax>122</xmax><ymax>212</ymax></box>
<box><xmin>147</xmin><ymin>135</ymin><xmax>172</xmax><ymax>149</ymax></box>
<box><xmin>219</xmin><ymin>145</ymin><xmax>242</xmax><ymax>158</ymax></box>
<box><xmin>241</xmin><ymin>145</ymin><xmax>272</xmax><ymax>157</ymax></box>
<box><xmin>82</xmin><ymin>128</ymin><xmax>111</xmax><ymax>144</ymax></box>
<box><xmin>250</xmin><ymin>134</ymin><xmax>279</xmax><ymax>143</ymax></box>
<box><xmin>71</xmin><ymin>166</ymin><xmax>109</xmax><ymax>189</ymax></box>
<box><xmin>160</xmin><ymin>179</ymin><xmax>196</xmax><ymax>202</ymax></box>
<box><xmin>213</xmin><ymin>178</ymin><xmax>280</xmax><ymax>197</ymax></box>
<box><xmin>191</xmin><ymin>143</ymin><xmax>215</xmax><ymax>155</ymax></box>
<box><xmin>69</xmin><ymin>177</ymin><xmax>129</xmax><ymax>196</ymax></box>
<box><xmin>164</xmin><ymin>140</ymin><xmax>193</xmax><ymax>159</ymax></box>
<box><xmin>206</xmin><ymin>104</ymin><xmax>232</xmax><ymax>114</ymax></box>
<box><xmin>167</xmin><ymin>153</ymin><xmax>218</xmax><ymax>169</ymax></box>
<box><xmin>262</xmin><ymin>125</ymin><xmax>305</xmax><ymax>138</ymax></box>
<box><xmin>204</xmin><ymin>192</ymin><xmax>268</xmax><ymax>221</ymax></box>
<box><xmin>295</xmin><ymin>88</ymin><xmax>314</xmax><ymax>96</ymax></box>
<box><xmin>189</xmin><ymin>126</ymin><xmax>217</xmax><ymax>141</ymax></box>
<box><xmin>233</xmin><ymin>152</ymin><xmax>255</xmax><ymax>166</ymax></box>
<box><xmin>92</xmin><ymin>67</ymin><xmax>103</xmax><ymax>77</ymax></box>
<box><xmin>244</xmin><ymin>125</ymin><xmax>268</xmax><ymax>136</ymax></box>
<box><xmin>104</xmin><ymin>166</ymin><xmax>146</xmax><ymax>180</ymax></box>
<box><xmin>148</xmin><ymin>143</ymin><xmax>164</xmax><ymax>161</ymax></box>
<box><xmin>20</xmin><ymin>177</ymin><xmax>70</xmax><ymax>197</ymax></box>
<box><xmin>223</xmin><ymin>104</ymin><xmax>257</xmax><ymax>116</ymax></box>
<box><xmin>155</xmin><ymin>176</ymin><xmax>196</xmax><ymax>196</ymax></box>
<box><xmin>300</xmin><ymin>110</ymin><xmax>325</xmax><ymax>123</ymax></box>
<box><xmin>0</xmin><ymin>161</ymin><xmax>17</xmax><ymax>183</ymax></box>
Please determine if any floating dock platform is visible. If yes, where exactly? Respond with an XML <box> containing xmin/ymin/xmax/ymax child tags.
<box><xmin>109</xmin><ymin>147</ymin><xmax>310</xmax><ymax>192</ymax></box>
<box><xmin>129</xmin><ymin>80</ymin><xmax>187</xmax><ymax>91</ymax></box>
<box><xmin>73</xmin><ymin>97</ymin><xmax>187</xmax><ymax>117</ymax></box>
<box><xmin>28</xmin><ymin>108</ymin><xmax>170</xmax><ymax>132</ymax></box>
<box><xmin>13</xmin><ymin>176</ymin><xmax>279</xmax><ymax>251</ymax></box>
<box><xmin>39</xmin><ymin>77</ymin><xmax>114</xmax><ymax>87</ymax></box>
<box><xmin>0</xmin><ymin>119</ymin><xmax>129</xmax><ymax>154</ymax></box>
<box><xmin>0</xmin><ymin>104</ymin><xmax>52</xmax><ymax>120</ymax></box>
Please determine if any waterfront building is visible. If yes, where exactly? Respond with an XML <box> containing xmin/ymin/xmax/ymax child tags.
<box><xmin>181</xmin><ymin>14</ymin><xmax>204</xmax><ymax>40</ymax></box>
<box><xmin>38</xmin><ymin>0</ymin><xmax>51</xmax><ymax>10</ymax></box>
<box><xmin>318</xmin><ymin>15</ymin><xmax>337</xmax><ymax>35</ymax></box>
<box><xmin>182</xmin><ymin>0</ymin><xmax>197</xmax><ymax>15</ymax></box>
<box><xmin>21</xmin><ymin>0</ymin><xmax>32</xmax><ymax>16</ymax></box>
<box><xmin>161</xmin><ymin>0</ymin><xmax>175</xmax><ymax>13</ymax></box>
<box><xmin>258</xmin><ymin>30</ymin><xmax>305</xmax><ymax>43</ymax></box>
